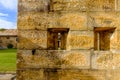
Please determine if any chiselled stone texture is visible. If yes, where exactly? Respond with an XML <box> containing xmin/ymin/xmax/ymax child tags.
<box><xmin>51</xmin><ymin>0</ymin><xmax>88</xmax><ymax>11</ymax></box>
<box><xmin>18</xmin><ymin>12</ymin><xmax>50</xmax><ymax>30</ymax></box>
<box><xmin>58</xmin><ymin>12</ymin><xmax>88</xmax><ymax>30</ymax></box>
<box><xmin>116</xmin><ymin>31</ymin><xmax>120</xmax><ymax>49</ymax></box>
<box><xmin>18</xmin><ymin>30</ymin><xmax>47</xmax><ymax>49</ymax></box>
<box><xmin>92</xmin><ymin>51</ymin><xmax>120</xmax><ymax>69</ymax></box>
<box><xmin>68</xmin><ymin>31</ymin><xmax>94</xmax><ymax>50</ymax></box>
<box><xmin>59</xmin><ymin>70</ymin><xmax>106</xmax><ymax>80</ymax></box>
<box><xmin>115</xmin><ymin>12</ymin><xmax>120</xmax><ymax>30</ymax></box>
<box><xmin>18</xmin><ymin>12</ymin><xmax>88</xmax><ymax>30</ymax></box>
<box><xmin>17</xmin><ymin>69</ymin><xmax>44</xmax><ymax>80</ymax></box>
<box><xmin>17</xmin><ymin>50</ymin><xmax>90</xmax><ymax>69</ymax></box>
<box><xmin>88</xmin><ymin>12</ymin><xmax>117</xmax><ymax>30</ymax></box>
<box><xmin>88</xmin><ymin>0</ymin><xmax>115</xmax><ymax>11</ymax></box>
<box><xmin>18</xmin><ymin>0</ymin><xmax>120</xmax><ymax>80</ymax></box>
<box><xmin>116</xmin><ymin>0</ymin><xmax>120</xmax><ymax>11</ymax></box>
<box><xmin>18</xmin><ymin>0</ymin><xmax>50</xmax><ymax>12</ymax></box>
<box><xmin>17</xmin><ymin>69</ymin><xmax>108</xmax><ymax>80</ymax></box>
<box><xmin>17</xmin><ymin>69</ymin><xmax>120</xmax><ymax>80</ymax></box>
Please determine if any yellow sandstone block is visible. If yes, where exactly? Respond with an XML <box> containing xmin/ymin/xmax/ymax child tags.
<box><xmin>68</xmin><ymin>31</ymin><xmax>94</xmax><ymax>49</ymax></box>
<box><xmin>18</xmin><ymin>12</ymin><xmax>50</xmax><ymax>30</ymax></box>
<box><xmin>18</xmin><ymin>30</ymin><xmax>47</xmax><ymax>49</ymax></box>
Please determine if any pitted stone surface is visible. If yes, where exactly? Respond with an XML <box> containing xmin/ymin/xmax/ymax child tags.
<box><xmin>18</xmin><ymin>0</ymin><xmax>120</xmax><ymax>80</ymax></box>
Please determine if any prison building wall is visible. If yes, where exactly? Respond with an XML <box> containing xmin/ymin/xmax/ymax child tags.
<box><xmin>18</xmin><ymin>0</ymin><xmax>120</xmax><ymax>80</ymax></box>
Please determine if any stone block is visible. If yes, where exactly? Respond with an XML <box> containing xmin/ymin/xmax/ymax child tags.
<box><xmin>18</xmin><ymin>0</ymin><xmax>50</xmax><ymax>12</ymax></box>
<box><xmin>116</xmin><ymin>31</ymin><xmax>120</xmax><ymax>49</ymax></box>
<box><xmin>116</xmin><ymin>0</ymin><xmax>120</xmax><ymax>11</ymax></box>
<box><xmin>47</xmin><ymin>50</ymin><xmax>90</xmax><ymax>69</ymax></box>
<box><xmin>48</xmin><ymin>12</ymin><xmax>88</xmax><ymax>30</ymax></box>
<box><xmin>92</xmin><ymin>51</ymin><xmax>120</xmax><ymax>69</ymax></box>
<box><xmin>49</xmin><ymin>12</ymin><xmax>87</xmax><ymax>30</ymax></box>
<box><xmin>88</xmin><ymin>12</ymin><xmax>117</xmax><ymax>30</ymax></box>
<box><xmin>18</xmin><ymin>30</ymin><xmax>47</xmax><ymax>49</ymax></box>
<box><xmin>111</xmin><ymin>70</ymin><xmax>120</xmax><ymax>80</ymax></box>
<box><xmin>17</xmin><ymin>50</ymin><xmax>90</xmax><ymax>69</ymax></box>
<box><xmin>18</xmin><ymin>12</ymin><xmax>50</xmax><ymax>30</ymax></box>
<box><xmin>111</xmin><ymin>31</ymin><xmax>120</xmax><ymax>50</ymax></box>
<box><xmin>58</xmin><ymin>12</ymin><xmax>88</xmax><ymax>30</ymax></box>
<box><xmin>17</xmin><ymin>50</ymin><xmax>50</xmax><ymax>69</ymax></box>
<box><xmin>18</xmin><ymin>12</ymin><xmax>88</xmax><ymax>31</ymax></box>
<box><xmin>17</xmin><ymin>69</ymin><xmax>44</xmax><ymax>80</ymax></box>
<box><xmin>115</xmin><ymin>12</ymin><xmax>120</xmax><ymax>30</ymax></box>
<box><xmin>68</xmin><ymin>31</ymin><xmax>94</xmax><ymax>50</ymax></box>
<box><xmin>110</xmin><ymin>31</ymin><xmax>118</xmax><ymax>50</ymax></box>
<box><xmin>60</xmin><ymin>50</ymin><xmax>90</xmax><ymax>69</ymax></box>
<box><xmin>51</xmin><ymin>0</ymin><xmax>88</xmax><ymax>11</ymax></box>
<box><xmin>88</xmin><ymin>0</ymin><xmax>115</xmax><ymax>11</ymax></box>
<box><xmin>17</xmin><ymin>69</ymin><xmax>120</xmax><ymax>80</ymax></box>
<box><xmin>59</xmin><ymin>70</ymin><xmax>106</xmax><ymax>80</ymax></box>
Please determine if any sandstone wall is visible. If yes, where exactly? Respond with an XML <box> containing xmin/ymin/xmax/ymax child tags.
<box><xmin>0</xmin><ymin>36</ymin><xmax>17</xmax><ymax>48</ymax></box>
<box><xmin>18</xmin><ymin>0</ymin><xmax>120</xmax><ymax>80</ymax></box>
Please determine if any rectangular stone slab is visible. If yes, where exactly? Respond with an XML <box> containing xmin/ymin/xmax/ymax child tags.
<box><xmin>17</xmin><ymin>50</ymin><xmax>90</xmax><ymax>69</ymax></box>
<box><xmin>18</xmin><ymin>12</ymin><xmax>50</xmax><ymax>30</ymax></box>
<box><xmin>17</xmin><ymin>69</ymin><xmax>44</xmax><ymax>80</ymax></box>
<box><xmin>51</xmin><ymin>0</ymin><xmax>88</xmax><ymax>11</ymax></box>
<box><xmin>67</xmin><ymin>31</ymin><xmax>94</xmax><ymax>50</ymax></box>
<box><xmin>18</xmin><ymin>0</ymin><xmax>50</xmax><ymax>12</ymax></box>
<box><xmin>88</xmin><ymin>12</ymin><xmax>117</xmax><ymax>30</ymax></box>
<box><xmin>18</xmin><ymin>30</ymin><xmax>47</xmax><ymax>49</ymax></box>
<box><xmin>88</xmin><ymin>0</ymin><xmax>115</xmax><ymax>11</ymax></box>
<box><xmin>92</xmin><ymin>51</ymin><xmax>120</xmax><ymax>69</ymax></box>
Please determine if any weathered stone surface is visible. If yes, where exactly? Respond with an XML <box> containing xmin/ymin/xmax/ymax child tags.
<box><xmin>116</xmin><ymin>0</ymin><xmax>120</xmax><ymax>11</ymax></box>
<box><xmin>17</xmin><ymin>50</ymin><xmax>90</xmax><ymax>69</ymax></box>
<box><xmin>58</xmin><ymin>12</ymin><xmax>88</xmax><ymax>30</ymax></box>
<box><xmin>18</xmin><ymin>30</ymin><xmax>47</xmax><ymax>49</ymax></box>
<box><xmin>92</xmin><ymin>51</ymin><xmax>120</xmax><ymax>69</ymax></box>
<box><xmin>18</xmin><ymin>0</ymin><xmax>120</xmax><ymax>80</ymax></box>
<box><xmin>68</xmin><ymin>31</ymin><xmax>94</xmax><ymax>50</ymax></box>
<box><xmin>60</xmin><ymin>50</ymin><xmax>90</xmax><ymax>69</ymax></box>
<box><xmin>88</xmin><ymin>12</ymin><xmax>117</xmax><ymax>30</ymax></box>
<box><xmin>116</xmin><ymin>31</ymin><xmax>120</xmax><ymax>49</ymax></box>
<box><xmin>17</xmin><ymin>69</ymin><xmax>44</xmax><ymax>80</ymax></box>
<box><xmin>111</xmin><ymin>70</ymin><xmax>120</xmax><ymax>80</ymax></box>
<box><xmin>115</xmin><ymin>12</ymin><xmax>120</xmax><ymax>30</ymax></box>
<box><xmin>51</xmin><ymin>0</ymin><xmax>88</xmax><ymax>11</ymax></box>
<box><xmin>18</xmin><ymin>12</ymin><xmax>50</xmax><ymax>30</ymax></box>
<box><xmin>47</xmin><ymin>50</ymin><xmax>90</xmax><ymax>69</ymax></box>
<box><xmin>0</xmin><ymin>36</ymin><xmax>17</xmax><ymax>48</ymax></box>
<box><xmin>18</xmin><ymin>0</ymin><xmax>50</xmax><ymax>12</ymax></box>
<box><xmin>110</xmin><ymin>31</ymin><xmax>120</xmax><ymax>50</ymax></box>
<box><xmin>110</xmin><ymin>31</ymin><xmax>118</xmax><ymax>50</ymax></box>
<box><xmin>59</xmin><ymin>70</ymin><xmax>106</xmax><ymax>80</ymax></box>
<box><xmin>17</xmin><ymin>50</ymin><xmax>51</xmax><ymax>69</ymax></box>
<box><xmin>17</xmin><ymin>69</ymin><xmax>120</xmax><ymax>80</ymax></box>
<box><xmin>88</xmin><ymin>0</ymin><xmax>115</xmax><ymax>11</ymax></box>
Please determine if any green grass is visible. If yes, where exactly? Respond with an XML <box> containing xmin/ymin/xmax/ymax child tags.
<box><xmin>0</xmin><ymin>49</ymin><xmax>16</xmax><ymax>72</ymax></box>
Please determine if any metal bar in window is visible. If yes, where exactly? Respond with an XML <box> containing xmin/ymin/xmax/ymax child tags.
<box><xmin>97</xmin><ymin>32</ymin><xmax>100</xmax><ymax>50</ymax></box>
<box><xmin>58</xmin><ymin>33</ymin><xmax>61</xmax><ymax>50</ymax></box>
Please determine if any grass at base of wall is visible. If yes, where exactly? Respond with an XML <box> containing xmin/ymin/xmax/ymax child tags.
<box><xmin>0</xmin><ymin>49</ymin><xmax>16</xmax><ymax>72</ymax></box>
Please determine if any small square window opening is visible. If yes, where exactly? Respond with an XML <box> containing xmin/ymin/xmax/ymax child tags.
<box><xmin>94</xmin><ymin>27</ymin><xmax>115</xmax><ymax>51</ymax></box>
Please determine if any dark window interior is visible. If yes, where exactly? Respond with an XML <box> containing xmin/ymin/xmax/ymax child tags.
<box><xmin>94</xmin><ymin>27</ymin><xmax>115</xmax><ymax>51</ymax></box>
